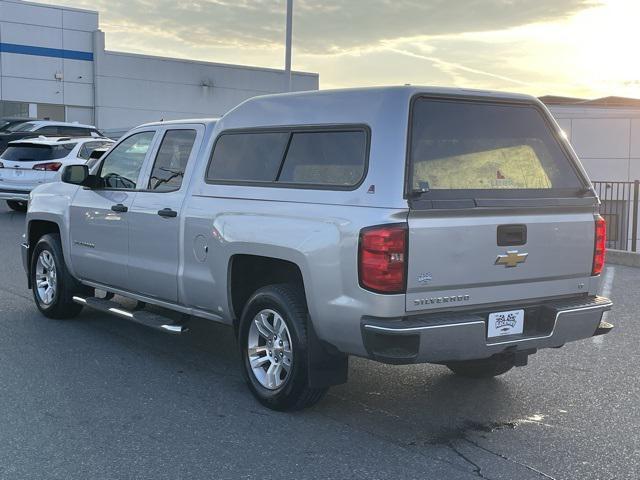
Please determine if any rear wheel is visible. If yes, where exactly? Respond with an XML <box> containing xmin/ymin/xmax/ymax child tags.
<box><xmin>30</xmin><ymin>233</ymin><xmax>89</xmax><ymax>319</ymax></box>
<box><xmin>6</xmin><ymin>200</ymin><xmax>27</xmax><ymax>211</ymax></box>
<box><xmin>446</xmin><ymin>354</ymin><xmax>515</xmax><ymax>379</ymax></box>
<box><xmin>238</xmin><ymin>284</ymin><xmax>328</xmax><ymax>411</ymax></box>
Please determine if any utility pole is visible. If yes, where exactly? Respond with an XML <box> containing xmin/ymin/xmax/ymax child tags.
<box><xmin>284</xmin><ymin>0</ymin><xmax>293</xmax><ymax>92</ymax></box>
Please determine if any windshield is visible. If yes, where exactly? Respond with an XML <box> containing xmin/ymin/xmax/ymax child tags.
<box><xmin>0</xmin><ymin>143</ymin><xmax>76</xmax><ymax>161</ymax></box>
<box><xmin>5</xmin><ymin>122</ymin><xmax>37</xmax><ymax>132</ymax></box>
<box><xmin>408</xmin><ymin>98</ymin><xmax>585</xmax><ymax>196</ymax></box>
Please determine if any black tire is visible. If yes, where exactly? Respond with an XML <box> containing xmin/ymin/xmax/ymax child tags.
<box><xmin>238</xmin><ymin>284</ymin><xmax>328</xmax><ymax>411</ymax></box>
<box><xmin>30</xmin><ymin>233</ymin><xmax>89</xmax><ymax>319</ymax></box>
<box><xmin>446</xmin><ymin>354</ymin><xmax>515</xmax><ymax>379</ymax></box>
<box><xmin>6</xmin><ymin>200</ymin><xmax>27</xmax><ymax>212</ymax></box>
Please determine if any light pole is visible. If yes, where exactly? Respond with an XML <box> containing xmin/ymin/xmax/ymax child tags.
<box><xmin>284</xmin><ymin>0</ymin><xmax>293</xmax><ymax>92</ymax></box>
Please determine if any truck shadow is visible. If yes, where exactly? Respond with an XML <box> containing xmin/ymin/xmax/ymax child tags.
<box><xmin>78</xmin><ymin>307</ymin><xmax>538</xmax><ymax>443</ymax></box>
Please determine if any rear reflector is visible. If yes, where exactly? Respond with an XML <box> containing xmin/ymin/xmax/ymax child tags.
<box><xmin>32</xmin><ymin>162</ymin><xmax>63</xmax><ymax>172</ymax></box>
<box><xmin>359</xmin><ymin>224</ymin><xmax>407</xmax><ymax>294</ymax></box>
<box><xmin>592</xmin><ymin>215</ymin><xmax>606</xmax><ymax>276</ymax></box>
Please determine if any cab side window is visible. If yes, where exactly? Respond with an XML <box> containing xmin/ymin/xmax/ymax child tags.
<box><xmin>100</xmin><ymin>131</ymin><xmax>155</xmax><ymax>190</ymax></box>
<box><xmin>148</xmin><ymin>129</ymin><xmax>197</xmax><ymax>192</ymax></box>
<box><xmin>36</xmin><ymin>126</ymin><xmax>59</xmax><ymax>135</ymax></box>
<box><xmin>59</xmin><ymin>126</ymin><xmax>91</xmax><ymax>137</ymax></box>
<box><xmin>78</xmin><ymin>141</ymin><xmax>111</xmax><ymax>160</ymax></box>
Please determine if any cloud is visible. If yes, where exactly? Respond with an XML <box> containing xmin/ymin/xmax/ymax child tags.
<box><xmin>40</xmin><ymin>0</ymin><xmax>632</xmax><ymax>99</ymax></box>
<box><xmin>41</xmin><ymin>0</ymin><xmax>597</xmax><ymax>54</ymax></box>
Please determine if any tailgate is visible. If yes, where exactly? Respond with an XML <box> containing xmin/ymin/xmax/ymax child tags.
<box><xmin>406</xmin><ymin>209</ymin><xmax>595</xmax><ymax>312</ymax></box>
<box><xmin>405</xmin><ymin>95</ymin><xmax>598</xmax><ymax>312</ymax></box>
<box><xmin>0</xmin><ymin>161</ymin><xmax>47</xmax><ymax>187</ymax></box>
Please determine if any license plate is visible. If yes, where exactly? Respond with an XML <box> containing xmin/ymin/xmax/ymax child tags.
<box><xmin>487</xmin><ymin>309</ymin><xmax>524</xmax><ymax>338</ymax></box>
<box><xmin>13</xmin><ymin>169</ymin><xmax>23</xmax><ymax>177</ymax></box>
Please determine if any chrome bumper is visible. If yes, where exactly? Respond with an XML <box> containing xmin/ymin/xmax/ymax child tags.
<box><xmin>362</xmin><ymin>296</ymin><xmax>613</xmax><ymax>364</ymax></box>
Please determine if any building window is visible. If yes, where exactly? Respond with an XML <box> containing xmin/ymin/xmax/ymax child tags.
<box><xmin>0</xmin><ymin>101</ymin><xmax>29</xmax><ymax>118</ymax></box>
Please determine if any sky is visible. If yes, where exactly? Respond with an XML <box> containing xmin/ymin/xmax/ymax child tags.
<box><xmin>40</xmin><ymin>0</ymin><xmax>640</xmax><ymax>99</ymax></box>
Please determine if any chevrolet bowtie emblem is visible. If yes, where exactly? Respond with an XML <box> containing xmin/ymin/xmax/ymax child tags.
<box><xmin>495</xmin><ymin>250</ymin><xmax>528</xmax><ymax>268</ymax></box>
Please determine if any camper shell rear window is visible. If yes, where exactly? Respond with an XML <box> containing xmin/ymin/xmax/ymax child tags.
<box><xmin>406</xmin><ymin>96</ymin><xmax>590</xmax><ymax>202</ymax></box>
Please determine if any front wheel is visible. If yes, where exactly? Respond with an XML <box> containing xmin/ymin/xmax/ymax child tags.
<box><xmin>30</xmin><ymin>233</ymin><xmax>88</xmax><ymax>319</ymax></box>
<box><xmin>6</xmin><ymin>200</ymin><xmax>27</xmax><ymax>211</ymax></box>
<box><xmin>446</xmin><ymin>354</ymin><xmax>515</xmax><ymax>379</ymax></box>
<box><xmin>238</xmin><ymin>284</ymin><xmax>328</xmax><ymax>411</ymax></box>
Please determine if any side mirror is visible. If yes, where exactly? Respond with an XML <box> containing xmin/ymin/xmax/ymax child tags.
<box><xmin>61</xmin><ymin>164</ymin><xmax>89</xmax><ymax>186</ymax></box>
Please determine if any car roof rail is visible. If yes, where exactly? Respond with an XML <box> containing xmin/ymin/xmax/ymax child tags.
<box><xmin>57</xmin><ymin>137</ymin><xmax>72</xmax><ymax>142</ymax></box>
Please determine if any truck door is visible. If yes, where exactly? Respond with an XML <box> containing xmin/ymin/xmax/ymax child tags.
<box><xmin>69</xmin><ymin>130</ymin><xmax>158</xmax><ymax>289</ymax></box>
<box><xmin>126</xmin><ymin>125</ymin><xmax>202</xmax><ymax>302</ymax></box>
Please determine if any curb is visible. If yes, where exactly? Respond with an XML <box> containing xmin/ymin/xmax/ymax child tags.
<box><xmin>606</xmin><ymin>249</ymin><xmax>640</xmax><ymax>268</ymax></box>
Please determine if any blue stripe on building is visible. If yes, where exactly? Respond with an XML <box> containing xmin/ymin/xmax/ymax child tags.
<box><xmin>0</xmin><ymin>43</ymin><xmax>93</xmax><ymax>61</ymax></box>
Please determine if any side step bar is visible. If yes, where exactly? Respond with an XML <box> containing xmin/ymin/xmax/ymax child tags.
<box><xmin>72</xmin><ymin>296</ymin><xmax>188</xmax><ymax>334</ymax></box>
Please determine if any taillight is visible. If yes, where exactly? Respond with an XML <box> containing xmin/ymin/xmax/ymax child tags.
<box><xmin>0</xmin><ymin>161</ymin><xmax>4</xmax><ymax>168</ymax></box>
<box><xmin>592</xmin><ymin>215</ymin><xmax>606</xmax><ymax>276</ymax></box>
<box><xmin>32</xmin><ymin>162</ymin><xmax>63</xmax><ymax>171</ymax></box>
<box><xmin>359</xmin><ymin>224</ymin><xmax>407</xmax><ymax>294</ymax></box>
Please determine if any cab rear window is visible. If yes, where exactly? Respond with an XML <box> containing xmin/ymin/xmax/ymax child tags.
<box><xmin>0</xmin><ymin>143</ymin><xmax>75</xmax><ymax>161</ymax></box>
<box><xmin>408</xmin><ymin>98</ymin><xmax>584</xmax><ymax>195</ymax></box>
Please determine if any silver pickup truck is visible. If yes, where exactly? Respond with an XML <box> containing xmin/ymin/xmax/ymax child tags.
<box><xmin>22</xmin><ymin>86</ymin><xmax>613</xmax><ymax>410</ymax></box>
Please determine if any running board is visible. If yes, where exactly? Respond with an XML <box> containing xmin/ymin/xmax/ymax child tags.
<box><xmin>72</xmin><ymin>296</ymin><xmax>188</xmax><ymax>334</ymax></box>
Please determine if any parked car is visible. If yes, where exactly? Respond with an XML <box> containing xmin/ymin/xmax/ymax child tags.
<box><xmin>0</xmin><ymin>117</ymin><xmax>36</xmax><ymax>132</ymax></box>
<box><xmin>0</xmin><ymin>136</ymin><xmax>114</xmax><ymax>210</ymax></box>
<box><xmin>22</xmin><ymin>87</ymin><xmax>612</xmax><ymax>411</ymax></box>
<box><xmin>0</xmin><ymin>121</ymin><xmax>104</xmax><ymax>154</ymax></box>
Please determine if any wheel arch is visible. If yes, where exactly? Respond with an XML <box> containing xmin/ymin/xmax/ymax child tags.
<box><xmin>228</xmin><ymin>253</ymin><xmax>307</xmax><ymax>332</ymax></box>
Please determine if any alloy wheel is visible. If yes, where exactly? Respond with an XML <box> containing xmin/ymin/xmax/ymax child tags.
<box><xmin>247</xmin><ymin>309</ymin><xmax>293</xmax><ymax>390</ymax></box>
<box><xmin>35</xmin><ymin>250</ymin><xmax>57</xmax><ymax>305</ymax></box>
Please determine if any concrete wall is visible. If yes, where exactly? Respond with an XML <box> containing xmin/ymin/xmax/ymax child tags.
<box><xmin>549</xmin><ymin>105</ymin><xmax>640</xmax><ymax>182</ymax></box>
<box><xmin>549</xmin><ymin>105</ymin><xmax>640</xmax><ymax>251</ymax></box>
<box><xmin>92</xmin><ymin>32</ymin><xmax>318</xmax><ymax>132</ymax></box>
<box><xmin>0</xmin><ymin>0</ymin><xmax>96</xmax><ymax>113</ymax></box>
<box><xmin>0</xmin><ymin>0</ymin><xmax>319</xmax><ymax>132</ymax></box>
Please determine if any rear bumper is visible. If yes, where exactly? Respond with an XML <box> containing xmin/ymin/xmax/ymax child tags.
<box><xmin>0</xmin><ymin>187</ymin><xmax>30</xmax><ymax>201</ymax></box>
<box><xmin>361</xmin><ymin>296</ymin><xmax>613</xmax><ymax>364</ymax></box>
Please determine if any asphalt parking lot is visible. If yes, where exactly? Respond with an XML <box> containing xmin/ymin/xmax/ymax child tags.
<box><xmin>0</xmin><ymin>203</ymin><xmax>638</xmax><ymax>480</ymax></box>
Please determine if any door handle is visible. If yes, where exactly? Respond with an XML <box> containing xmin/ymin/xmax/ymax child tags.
<box><xmin>111</xmin><ymin>203</ymin><xmax>128</xmax><ymax>213</ymax></box>
<box><xmin>157</xmin><ymin>208</ymin><xmax>177</xmax><ymax>218</ymax></box>
<box><xmin>497</xmin><ymin>224</ymin><xmax>527</xmax><ymax>246</ymax></box>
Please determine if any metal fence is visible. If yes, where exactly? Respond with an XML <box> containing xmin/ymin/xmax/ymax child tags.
<box><xmin>592</xmin><ymin>180</ymin><xmax>639</xmax><ymax>252</ymax></box>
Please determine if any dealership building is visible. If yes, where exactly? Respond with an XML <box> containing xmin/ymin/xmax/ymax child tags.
<box><xmin>0</xmin><ymin>0</ymin><xmax>318</xmax><ymax>135</ymax></box>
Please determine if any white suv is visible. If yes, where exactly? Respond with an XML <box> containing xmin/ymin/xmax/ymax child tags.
<box><xmin>0</xmin><ymin>136</ymin><xmax>114</xmax><ymax>211</ymax></box>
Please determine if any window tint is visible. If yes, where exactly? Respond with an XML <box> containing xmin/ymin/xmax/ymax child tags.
<box><xmin>278</xmin><ymin>131</ymin><xmax>367</xmax><ymax>186</ymax></box>
<box><xmin>409</xmin><ymin>99</ymin><xmax>582</xmax><ymax>193</ymax></box>
<box><xmin>207</xmin><ymin>132</ymin><xmax>289</xmax><ymax>182</ymax></box>
<box><xmin>58</xmin><ymin>126</ymin><xmax>88</xmax><ymax>136</ymax></box>
<box><xmin>100</xmin><ymin>131</ymin><xmax>155</xmax><ymax>189</ymax></box>
<box><xmin>78</xmin><ymin>141</ymin><xmax>112</xmax><ymax>160</ymax></box>
<box><xmin>35</xmin><ymin>126</ymin><xmax>59</xmax><ymax>135</ymax></box>
<box><xmin>148</xmin><ymin>129</ymin><xmax>197</xmax><ymax>191</ymax></box>
<box><xmin>0</xmin><ymin>143</ymin><xmax>75</xmax><ymax>161</ymax></box>
<box><xmin>5</xmin><ymin>122</ymin><xmax>35</xmax><ymax>132</ymax></box>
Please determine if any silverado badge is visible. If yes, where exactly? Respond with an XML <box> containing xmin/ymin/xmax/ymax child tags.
<box><xmin>495</xmin><ymin>250</ymin><xmax>528</xmax><ymax>268</ymax></box>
